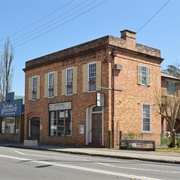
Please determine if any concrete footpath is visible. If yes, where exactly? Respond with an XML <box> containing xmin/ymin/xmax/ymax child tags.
<box><xmin>0</xmin><ymin>142</ymin><xmax>180</xmax><ymax>164</ymax></box>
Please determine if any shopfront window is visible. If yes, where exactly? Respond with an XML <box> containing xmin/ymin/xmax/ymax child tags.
<box><xmin>0</xmin><ymin>118</ymin><xmax>17</xmax><ymax>134</ymax></box>
<box><xmin>50</xmin><ymin>110</ymin><xmax>72</xmax><ymax>136</ymax></box>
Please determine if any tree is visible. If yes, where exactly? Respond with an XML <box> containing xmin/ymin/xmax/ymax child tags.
<box><xmin>0</xmin><ymin>38</ymin><xmax>14</xmax><ymax>101</ymax></box>
<box><xmin>157</xmin><ymin>95</ymin><xmax>180</xmax><ymax>148</ymax></box>
<box><xmin>163</xmin><ymin>61</ymin><xmax>180</xmax><ymax>77</ymax></box>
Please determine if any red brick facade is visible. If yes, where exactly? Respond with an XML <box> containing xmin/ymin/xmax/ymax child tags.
<box><xmin>24</xmin><ymin>30</ymin><xmax>163</xmax><ymax>148</ymax></box>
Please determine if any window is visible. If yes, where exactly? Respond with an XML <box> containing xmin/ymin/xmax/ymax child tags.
<box><xmin>29</xmin><ymin>75</ymin><xmax>40</xmax><ymax>100</ymax></box>
<box><xmin>48</xmin><ymin>72</ymin><xmax>54</xmax><ymax>97</ymax></box>
<box><xmin>167</xmin><ymin>81</ymin><xmax>177</xmax><ymax>96</ymax></box>
<box><xmin>50</xmin><ymin>110</ymin><xmax>72</xmax><ymax>136</ymax></box>
<box><xmin>32</xmin><ymin>76</ymin><xmax>37</xmax><ymax>99</ymax></box>
<box><xmin>142</xmin><ymin>104</ymin><xmax>151</xmax><ymax>132</ymax></box>
<box><xmin>66</xmin><ymin>68</ymin><xmax>73</xmax><ymax>95</ymax></box>
<box><xmin>88</xmin><ymin>62</ymin><xmax>96</xmax><ymax>92</ymax></box>
<box><xmin>138</xmin><ymin>66</ymin><xmax>150</xmax><ymax>86</ymax></box>
<box><xmin>83</xmin><ymin>61</ymin><xmax>101</xmax><ymax>93</ymax></box>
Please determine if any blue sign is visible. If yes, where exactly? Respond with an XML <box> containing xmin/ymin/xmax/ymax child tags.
<box><xmin>0</xmin><ymin>92</ymin><xmax>24</xmax><ymax>117</ymax></box>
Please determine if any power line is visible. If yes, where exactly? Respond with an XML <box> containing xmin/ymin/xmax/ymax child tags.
<box><xmin>14</xmin><ymin>0</ymin><xmax>106</xmax><ymax>48</ymax></box>
<box><xmin>136</xmin><ymin>0</ymin><xmax>171</xmax><ymax>33</ymax></box>
<box><xmin>2</xmin><ymin>0</ymin><xmax>88</xmax><ymax>47</ymax></box>
<box><xmin>0</xmin><ymin>1</ymin><xmax>106</xmax><ymax>50</ymax></box>
<box><xmin>0</xmin><ymin>0</ymin><xmax>74</xmax><ymax>42</ymax></box>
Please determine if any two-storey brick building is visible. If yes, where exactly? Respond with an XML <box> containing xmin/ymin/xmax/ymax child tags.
<box><xmin>23</xmin><ymin>30</ymin><xmax>163</xmax><ymax>148</ymax></box>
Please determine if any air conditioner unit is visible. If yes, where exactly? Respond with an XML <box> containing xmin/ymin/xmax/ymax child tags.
<box><xmin>114</xmin><ymin>64</ymin><xmax>123</xmax><ymax>70</ymax></box>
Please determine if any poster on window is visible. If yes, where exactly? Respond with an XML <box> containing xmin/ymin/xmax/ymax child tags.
<box><xmin>79</xmin><ymin>124</ymin><xmax>84</xmax><ymax>135</ymax></box>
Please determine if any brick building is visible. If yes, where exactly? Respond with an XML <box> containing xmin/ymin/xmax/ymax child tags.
<box><xmin>23</xmin><ymin>30</ymin><xmax>163</xmax><ymax>148</ymax></box>
<box><xmin>161</xmin><ymin>72</ymin><xmax>180</xmax><ymax>134</ymax></box>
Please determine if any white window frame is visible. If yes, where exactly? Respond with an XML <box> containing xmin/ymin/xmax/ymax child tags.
<box><xmin>141</xmin><ymin>66</ymin><xmax>148</xmax><ymax>85</ymax></box>
<box><xmin>88</xmin><ymin>62</ymin><xmax>96</xmax><ymax>92</ymax></box>
<box><xmin>66</xmin><ymin>68</ymin><xmax>73</xmax><ymax>95</ymax></box>
<box><xmin>48</xmin><ymin>72</ymin><xmax>54</xmax><ymax>98</ymax></box>
<box><xmin>142</xmin><ymin>104</ymin><xmax>151</xmax><ymax>132</ymax></box>
<box><xmin>31</xmin><ymin>76</ymin><xmax>37</xmax><ymax>99</ymax></box>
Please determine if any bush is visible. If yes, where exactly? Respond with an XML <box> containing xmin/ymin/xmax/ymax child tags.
<box><xmin>161</xmin><ymin>137</ymin><xmax>169</xmax><ymax>145</ymax></box>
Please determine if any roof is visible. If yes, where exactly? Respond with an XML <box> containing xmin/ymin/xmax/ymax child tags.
<box><xmin>161</xmin><ymin>71</ymin><xmax>180</xmax><ymax>81</ymax></box>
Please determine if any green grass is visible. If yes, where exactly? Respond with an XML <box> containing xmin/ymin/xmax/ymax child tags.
<box><xmin>156</xmin><ymin>147</ymin><xmax>180</xmax><ymax>152</ymax></box>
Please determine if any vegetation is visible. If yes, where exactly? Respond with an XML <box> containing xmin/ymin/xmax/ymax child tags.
<box><xmin>0</xmin><ymin>38</ymin><xmax>14</xmax><ymax>101</ymax></box>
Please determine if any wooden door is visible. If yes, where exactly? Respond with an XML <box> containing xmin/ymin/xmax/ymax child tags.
<box><xmin>92</xmin><ymin>113</ymin><xmax>102</xmax><ymax>145</ymax></box>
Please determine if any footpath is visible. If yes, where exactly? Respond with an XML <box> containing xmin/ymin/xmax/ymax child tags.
<box><xmin>0</xmin><ymin>142</ymin><xmax>180</xmax><ymax>164</ymax></box>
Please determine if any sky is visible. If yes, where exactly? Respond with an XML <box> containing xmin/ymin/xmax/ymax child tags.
<box><xmin>0</xmin><ymin>0</ymin><xmax>179</xmax><ymax>96</ymax></box>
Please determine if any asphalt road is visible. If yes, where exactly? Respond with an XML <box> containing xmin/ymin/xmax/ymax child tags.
<box><xmin>0</xmin><ymin>146</ymin><xmax>179</xmax><ymax>180</ymax></box>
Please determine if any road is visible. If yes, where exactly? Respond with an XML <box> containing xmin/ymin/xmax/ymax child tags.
<box><xmin>0</xmin><ymin>146</ymin><xmax>179</xmax><ymax>180</ymax></box>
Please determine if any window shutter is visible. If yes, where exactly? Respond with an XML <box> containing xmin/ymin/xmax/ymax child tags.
<box><xmin>28</xmin><ymin>77</ymin><xmax>32</xmax><ymax>100</ymax></box>
<box><xmin>54</xmin><ymin>71</ymin><xmax>58</xmax><ymax>96</ymax></box>
<box><xmin>137</xmin><ymin>65</ymin><xmax>142</xmax><ymax>85</ymax></box>
<box><xmin>148</xmin><ymin>68</ymin><xmax>151</xmax><ymax>86</ymax></box>
<box><xmin>37</xmin><ymin>75</ymin><xmax>40</xmax><ymax>99</ymax></box>
<box><xmin>83</xmin><ymin>64</ymin><xmax>87</xmax><ymax>92</ymax></box>
<box><xmin>96</xmin><ymin>61</ymin><xmax>101</xmax><ymax>91</ymax></box>
<box><xmin>44</xmin><ymin>73</ymin><xmax>48</xmax><ymax>98</ymax></box>
<box><xmin>73</xmin><ymin>67</ymin><xmax>77</xmax><ymax>94</ymax></box>
<box><xmin>62</xmin><ymin>69</ymin><xmax>66</xmax><ymax>95</ymax></box>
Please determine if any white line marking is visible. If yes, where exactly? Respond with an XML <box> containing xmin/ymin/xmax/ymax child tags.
<box><xmin>97</xmin><ymin>162</ymin><xmax>116</xmax><ymax>167</ymax></box>
<box><xmin>0</xmin><ymin>154</ymin><xmax>162</xmax><ymax>180</ymax></box>
<box><xmin>14</xmin><ymin>150</ymin><xmax>24</xmax><ymax>155</ymax></box>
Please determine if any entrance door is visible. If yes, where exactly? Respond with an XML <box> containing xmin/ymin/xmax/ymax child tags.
<box><xmin>31</xmin><ymin>117</ymin><xmax>40</xmax><ymax>141</ymax></box>
<box><xmin>92</xmin><ymin>113</ymin><xmax>102</xmax><ymax>145</ymax></box>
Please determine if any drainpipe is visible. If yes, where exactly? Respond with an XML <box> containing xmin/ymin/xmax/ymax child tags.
<box><xmin>110</xmin><ymin>49</ymin><xmax>117</xmax><ymax>148</ymax></box>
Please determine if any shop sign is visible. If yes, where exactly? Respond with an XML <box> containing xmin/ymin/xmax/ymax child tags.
<box><xmin>0</xmin><ymin>99</ymin><xmax>23</xmax><ymax>117</ymax></box>
<box><xmin>49</xmin><ymin>102</ymin><xmax>71</xmax><ymax>111</ymax></box>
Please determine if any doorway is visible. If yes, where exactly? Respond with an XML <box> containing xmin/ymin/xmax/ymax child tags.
<box><xmin>92</xmin><ymin>113</ymin><xmax>102</xmax><ymax>145</ymax></box>
<box><xmin>30</xmin><ymin>117</ymin><xmax>40</xmax><ymax>141</ymax></box>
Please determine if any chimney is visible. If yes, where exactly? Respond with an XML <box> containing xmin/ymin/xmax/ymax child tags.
<box><xmin>120</xmin><ymin>30</ymin><xmax>136</xmax><ymax>50</ymax></box>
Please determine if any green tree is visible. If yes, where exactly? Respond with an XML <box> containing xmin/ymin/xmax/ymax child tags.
<box><xmin>163</xmin><ymin>62</ymin><xmax>180</xmax><ymax>77</ymax></box>
<box><xmin>0</xmin><ymin>38</ymin><xmax>14</xmax><ymax>101</ymax></box>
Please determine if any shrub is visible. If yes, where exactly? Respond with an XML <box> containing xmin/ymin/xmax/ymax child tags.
<box><xmin>161</xmin><ymin>137</ymin><xmax>169</xmax><ymax>145</ymax></box>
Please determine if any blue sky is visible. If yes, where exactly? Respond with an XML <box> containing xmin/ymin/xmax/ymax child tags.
<box><xmin>0</xmin><ymin>0</ymin><xmax>178</xmax><ymax>96</ymax></box>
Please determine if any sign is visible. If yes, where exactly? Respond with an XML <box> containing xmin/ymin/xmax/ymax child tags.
<box><xmin>79</xmin><ymin>124</ymin><xmax>84</xmax><ymax>135</ymax></box>
<box><xmin>96</xmin><ymin>93</ymin><xmax>105</xmax><ymax>107</ymax></box>
<box><xmin>0</xmin><ymin>93</ymin><xmax>23</xmax><ymax>117</ymax></box>
<box><xmin>49</xmin><ymin>102</ymin><xmax>71</xmax><ymax>111</ymax></box>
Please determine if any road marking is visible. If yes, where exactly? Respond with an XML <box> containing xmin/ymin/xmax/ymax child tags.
<box><xmin>14</xmin><ymin>150</ymin><xmax>24</xmax><ymax>155</ymax></box>
<box><xmin>0</xmin><ymin>154</ymin><xmax>162</xmax><ymax>180</ymax></box>
<box><xmin>97</xmin><ymin>162</ymin><xmax>116</xmax><ymax>167</ymax></box>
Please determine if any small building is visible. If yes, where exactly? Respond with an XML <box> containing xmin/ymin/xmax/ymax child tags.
<box><xmin>23</xmin><ymin>29</ymin><xmax>163</xmax><ymax>148</ymax></box>
<box><xmin>161</xmin><ymin>72</ymin><xmax>180</xmax><ymax>134</ymax></box>
<box><xmin>0</xmin><ymin>92</ymin><xmax>24</xmax><ymax>142</ymax></box>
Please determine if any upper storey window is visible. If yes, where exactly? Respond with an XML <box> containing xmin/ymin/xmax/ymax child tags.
<box><xmin>167</xmin><ymin>81</ymin><xmax>177</xmax><ymax>96</ymax></box>
<box><xmin>29</xmin><ymin>76</ymin><xmax>40</xmax><ymax>100</ymax></box>
<box><xmin>138</xmin><ymin>65</ymin><xmax>150</xmax><ymax>86</ymax></box>
<box><xmin>83</xmin><ymin>61</ymin><xmax>101</xmax><ymax>93</ymax></box>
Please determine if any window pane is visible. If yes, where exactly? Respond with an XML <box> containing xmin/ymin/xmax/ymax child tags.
<box><xmin>32</xmin><ymin>77</ymin><xmax>37</xmax><ymax>99</ymax></box>
<box><xmin>143</xmin><ymin>105</ymin><xmax>150</xmax><ymax>132</ymax></box>
<box><xmin>167</xmin><ymin>81</ymin><xmax>177</xmax><ymax>96</ymax></box>
<box><xmin>48</xmin><ymin>73</ymin><xmax>54</xmax><ymax>97</ymax></box>
<box><xmin>141</xmin><ymin>66</ymin><xmax>148</xmax><ymax>85</ymax></box>
<box><xmin>88</xmin><ymin>63</ymin><xmax>96</xmax><ymax>91</ymax></box>
<box><xmin>66</xmin><ymin>69</ymin><xmax>73</xmax><ymax>95</ymax></box>
<box><xmin>50</xmin><ymin>111</ymin><xmax>56</xmax><ymax>136</ymax></box>
<box><xmin>58</xmin><ymin>111</ymin><xmax>65</xmax><ymax>136</ymax></box>
<box><xmin>65</xmin><ymin>110</ymin><xmax>72</xmax><ymax>136</ymax></box>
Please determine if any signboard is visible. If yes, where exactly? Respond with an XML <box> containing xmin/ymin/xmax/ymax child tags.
<box><xmin>96</xmin><ymin>93</ymin><xmax>105</xmax><ymax>107</ymax></box>
<box><xmin>49</xmin><ymin>102</ymin><xmax>71</xmax><ymax>111</ymax></box>
<box><xmin>79</xmin><ymin>124</ymin><xmax>84</xmax><ymax>135</ymax></box>
<box><xmin>0</xmin><ymin>93</ymin><xmax>23</xmax><ymax>117</ymax></box>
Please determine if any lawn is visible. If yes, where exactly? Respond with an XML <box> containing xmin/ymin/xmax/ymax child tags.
<box><xmin>156</xmin><ymin>147</ymin><xmax>180</xmax><ymax>152</ymax></box>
